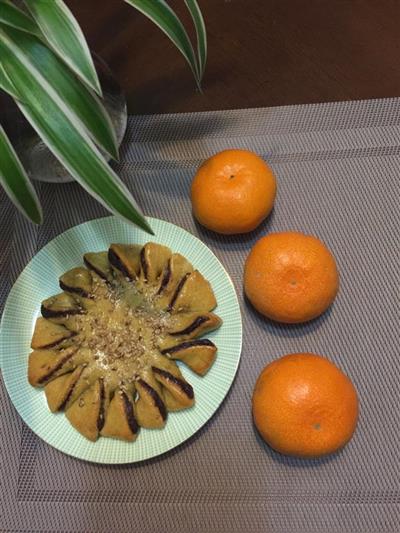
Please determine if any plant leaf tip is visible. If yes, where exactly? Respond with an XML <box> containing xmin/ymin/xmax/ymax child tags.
<box><xmin>33</xmin><ymin>213</ymin><xmax>44</xmax><ymax>225</ymax></box>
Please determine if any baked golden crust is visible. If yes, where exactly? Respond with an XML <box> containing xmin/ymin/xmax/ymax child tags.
<box><xmin>28</xmin><ymin>242</ymin><xmax>222</xmax><ymax>442</ymax></box>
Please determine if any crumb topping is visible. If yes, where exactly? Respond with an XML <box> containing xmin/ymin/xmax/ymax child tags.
<box><xmin>74</xmin><ymin>277</ymin><xmax>170</xmax><ymax>386</ymax></box>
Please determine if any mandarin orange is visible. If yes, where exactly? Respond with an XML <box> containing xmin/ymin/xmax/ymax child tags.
<box><xmin>244</xmin><ymin>232</ymin><xmax>339</xmax><ymax>323</ymax></box>
<box><xmin>191</xmin><ymin>149</ymin><xmax>277</xmax><ymax>234</ymax></box>
<box><xmin>252</xmin><ymin>353</ymin><xmax>359</xmax><ymax>457</ymax></box>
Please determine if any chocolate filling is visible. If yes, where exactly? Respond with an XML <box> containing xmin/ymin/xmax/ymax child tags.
<box><xmin>167</xmin><ymin>272</ymin><xmax>191</xmax><ymax>311</ymax></box>
<box><xmin>41</xmin><ymin>304</ymin><xmax>82</xmax><ymax>319</ymax></box>
<box><xmin>83</xmin><ymin>257</ymin><xmax>109</xmax><ymax>281</ymax></box>
<box><xmin>108</xmin><ymin>248</ymin><xmax>132</xmax><ymax>279</ymax></box>
<box><xmin>38</xmin><ymin>349</ymin><xmax>76</xmax><ymax>384</ymax></box>
<box><xmin>59</xmin><ymin>367</ymin><xmax>84</xmax><ymax>411</ymax></box>
<box><xmin>156</xmin><ymin>259</ymin><xmax>171</xmax><ymax>295</ymax></box>
<box><xmin>137</xmin><ymin>379</ymin><xmax>167</xmax><ymax>420</ymax></box>
<box><xmin>42</xmin><ymin>332</ymin><xmax>77</xmax><ymax>350</ymax></box>
<box><xmin>160</xmin><ymin>338</ymin><xmax>215</xmax><ymax>354</ymax></box>
<box><xmin>121</xmin><ymin>391</ymin><xmax>139</xmax><ymax>434</ymax></box>
<box><xmin>59</xmin><ymin>280</ymin><xmax>91</xmax><ymax>298</ymax></box>
<box><xmin>152</xmin><ymin>367</ymin><xmax>194</xmax><ymax>399</ymax></box>
<box><xmin>169</xmin><ymin>316</ymin><xmax>208</xmax><ymax>336</ymax></box>
<box><xmin>140</xmin><ymin>247</ymin><xmax>148</xmax><ymax>281</ymax></box>
<box><xmin>97</xmin><ymin>379</ymin><xmax>106</xmax><ymax>431</ymax></box>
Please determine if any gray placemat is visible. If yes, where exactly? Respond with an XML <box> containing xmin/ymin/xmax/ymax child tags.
<box><xmin>1</xmin><ymin>98</ymin><xmax>399</xmax><ymax>533</ymax></box>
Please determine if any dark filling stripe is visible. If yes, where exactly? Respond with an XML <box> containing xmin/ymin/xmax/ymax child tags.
<box><xmin>121</xmin><ymin>391</ymin><xmax>139</xmax><ymax>434</ymax></box>
<box><xmin>83</xmin><ymin>257</ymin><xmax>109</xmax><ymax>281</ymax></box>
<box><xmin>169</xmin><ymin>316</ymin><xmax>208</xmax><ymax>336</ymax></box>
<box><xmin>138</xmin><ymin>379</ymin><xmax>167</xmax><ymax>421</ymax></box>
<box><xmin>97</xmin><ymin>379</ymin><xmax>106</xmax><ymax>431</ymax></box>
<box><xmin>38</xmin><ymin>350</ymin><xmax>76</xmax><ymax>384</ymax></box>
<box><xmin>59</xmin><ymin>280</ymin><xmax>90</xmax><ymax>298</ymax></box>
<box><xmin>156</xmin><ymin>259</ymin><xmax>171</xmax><ymax>295</ymax></box>
<box><xmin>161</xmin><ymin>338</ymin><xmax>215</xmax><ymax>355</ymax></box>
<box><xmin>59</xmin><ymin>367</ymin><xmax>84</xmax><ymax>411</ymax></box>
<box><xmin>152</xmin><ymin>367</ymin><xmax>194</xmax><ymax>399</ymax></box>
<box><xmin>41</xmin><ymin>304</ymin><xmax>82</xmax><ymax>319</ymax></box>
<box><xmin>40</xmin><ymin>331</ymin><xmax>76</xmax><ymax>350</ymax></box>
<box><xmin>167</xmin><ymin>272</ymin><xmax>191</xmax><ymax>311</ymax></box>
<box><xmin>108</xmin><ymin>248</ymin><xmax>132</xmax><ymax>279</ymax></box>
<box><xmin>140</xmin><ymin>247</ymin><xmax>148</xmax><ymax>281</ymax></box>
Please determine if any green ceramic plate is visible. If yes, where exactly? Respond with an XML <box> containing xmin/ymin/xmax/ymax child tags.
<box><xmin>0</xmin><ymin>217</ymin><xmax>242</xmax><ymax>463</ymax></box>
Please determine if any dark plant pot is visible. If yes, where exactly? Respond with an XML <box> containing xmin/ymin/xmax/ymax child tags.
<box><xmin>3</xmin><ymin>55</ymin><xmax>127</xmax><ymax>184</ymax></box>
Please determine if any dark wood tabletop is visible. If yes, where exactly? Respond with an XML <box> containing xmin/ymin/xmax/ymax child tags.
<box><xmin>65</xmin><ymin>0</ymin><xmax>400</xmax><ymax>114</ymax></box>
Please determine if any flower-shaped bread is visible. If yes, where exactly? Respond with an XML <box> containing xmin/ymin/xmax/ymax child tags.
<box><xmin>28</xmin><ymin>243</ymin><xmax>222</xmax><ymax>442</ymax></box>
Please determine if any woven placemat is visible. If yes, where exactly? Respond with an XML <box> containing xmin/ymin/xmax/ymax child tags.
<box><xmin>1</xmin><ymin>98</ymin><xmax>399</xmax><ymax>533</ymax></box>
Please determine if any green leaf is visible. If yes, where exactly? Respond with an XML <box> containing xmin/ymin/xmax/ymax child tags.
<box><xmin>0</xmin><ymin>25</ymin><xmax>118</xmax><ymax>160</ymax></box>
<box><xmin>125</xmin><ymin>0</ymin><xmax>201</xmax><ymax>88</ymax></box>
<box><xmin>0</xmin><ymin>124</ymin><xmax>43</xmax><ymax>224</ymax></box>
<box><xmin>0</xmin><ymin>31</ymin><xmax>153</xmax><ymax>235</ymax></box>
<box><xmin>0</xmin><ymin>60</ymin><xmax>21</xmax><ymax>99</ymax></box>
<box><xmin>0</xmin><ymin>0</ymin><xmax>41</xmax><ymax>37</ymax></box>
<box><xmin>24</xmin><ymin>0</ymin><xmax>102</xmax><ymax>95</ymax></box>
<box><xmin>184</xmin><ymin>0</ymin><xmax>207</xmax><ymax>79</ymax></box>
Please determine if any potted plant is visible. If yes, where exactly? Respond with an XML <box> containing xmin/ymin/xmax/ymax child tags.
<box><xmin>0</xmin><ymin>0</ymin><xmax>206</xmax><ymax>233</ymax></box>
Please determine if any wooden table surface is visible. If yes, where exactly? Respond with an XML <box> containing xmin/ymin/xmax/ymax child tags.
<box><xmin>65</xmin><ymin>0</ymin><xmax>400</xmax><ymax>114</ymax></box>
